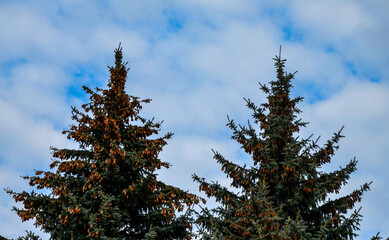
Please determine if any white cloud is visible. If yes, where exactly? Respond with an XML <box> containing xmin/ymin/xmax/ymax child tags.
<box><xmin>287</xmin><ymin>0</ymin><xmax>389</xmax><ymax>79</ymax></box>
<box><xmin>0</xmin><ymin>0</ymin><xmax>388</xmax><ymax>239</ymax></box>
<box><xmin>1</xmin><ymin>64</ymin><xmax>70</xmax><ymax>125</ymax></box>
<box><xmin>190</xmin><ymin>22</ymin><xmax>279</xmax><ymax>86</ymax></box>
<box><xmin>292</xmin><ymin>0</ymin><xmax>372</xmax><ymax>38</ymax></box>
<box><xmin>0</xmin><ymin>99</ymin><xmax>74</xmax><ymax>169</ymax></box>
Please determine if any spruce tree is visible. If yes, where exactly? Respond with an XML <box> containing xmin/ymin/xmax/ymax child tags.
<box><xmin>6</xmin><ymin>45</ymin><xmax>201</xmax><ymax>239</ymax></box>
<box><xmin>193</xmin><ymin>48</ymin><xmax>371</xmax><ymax>239</ymax></box>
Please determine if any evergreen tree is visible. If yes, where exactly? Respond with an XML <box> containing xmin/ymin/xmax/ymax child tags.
<box><xmin>371</xmin><ymin>233</ymin><xmax>389</xmax><ymax>240</ymax></box>
<box><xmin>0</xmin><ymin>230</ymin><xmax>43</xmax><ymax>240</ymax></box>
<box><xmin>193</xmin><ymin>48</ymin><xmax>371</xmax><ymax>239</ymax></box>
<box><xmin>15</xmin><ymin>231</ymin><xmax>42</xmax><ymax>240</ymax></box>
<box><xmin>6</xmin><ymin>45</ymin><xmax>201</xmax><ymax>239</ymax></box>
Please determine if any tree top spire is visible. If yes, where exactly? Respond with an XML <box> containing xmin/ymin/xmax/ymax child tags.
<box><xmin>114</xmin><ymin>42</ymin><xmax>123</xmax><ymax>68</ymax></box>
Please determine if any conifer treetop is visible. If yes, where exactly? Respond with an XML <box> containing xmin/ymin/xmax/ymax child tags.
<box><xmin>6</xmin><ymin>45</ymin><xmax>201</xmax><ymax>239</ymax></box>
<box><xmin>115</xmin><ymin>43</ymin><xmax>124</xmax><ymax>68</ymax></box>
<box><xmin>193</xmin><ymin>47</ymin><xmax>372</xmax><ymax>239</ymax></box>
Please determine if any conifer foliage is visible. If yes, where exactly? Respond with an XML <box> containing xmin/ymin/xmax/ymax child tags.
<box><xmin>6</xmin><ymin>45</ymin><xmax>201</xmax><ymax>239</ymax></box>
<box><xmin>193</xmin><ymin>48</ymin><xmax>371</xmax><ymax>239</ymax></box>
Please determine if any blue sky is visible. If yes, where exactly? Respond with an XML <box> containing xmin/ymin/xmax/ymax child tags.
<box><xmin>1</xmin><ymin>1</ymin><xmax>388</xmax><ymax>239</ymax></box>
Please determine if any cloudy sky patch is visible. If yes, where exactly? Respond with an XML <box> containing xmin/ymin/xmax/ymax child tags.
<box><xmin>0</xmin><ymin>1</ymin><xmax>388</xmax><ymax>239</ymax></box>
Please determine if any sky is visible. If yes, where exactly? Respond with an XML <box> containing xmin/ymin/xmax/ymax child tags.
<box><xmin>0</xmin><ymin>0</ymin><xmax>388</xmax><ymax>239</ymax></box>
